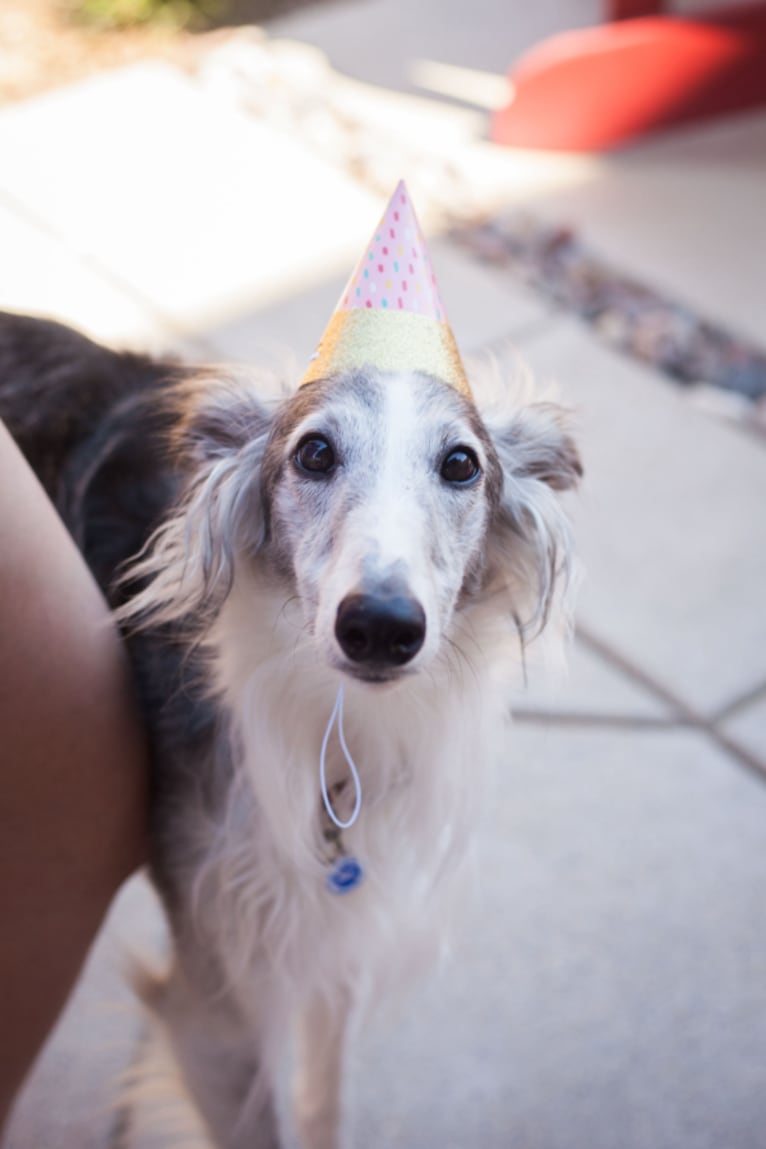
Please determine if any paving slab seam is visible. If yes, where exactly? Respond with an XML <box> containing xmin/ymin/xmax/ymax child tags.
<box><xmin>513</xmin><ymin>709</ymin><xmax>693</xmax><ymax>731</ymax></box>
<box><xmin>576</xmin><ymin>624</ymin><xmax>766</xmax><ymax>783</ymax></box>
<box><xmin>576</xmin><ymin>628</ymin><xmax>702</xmax><ymax>722</ymax></box>
<box><xmin>711</xmin><ymin>677</ymin><xmax>766</xmax><ymax>724</ymax></box>
<box><xmin>0</xmin><ymin>186</ymin><xmax>216</xmax><ymax>360</ymax></box>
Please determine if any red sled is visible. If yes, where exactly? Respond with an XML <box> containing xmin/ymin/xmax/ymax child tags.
<box><xmin>492</xmin><ymin>3</ymin><xmax>766</xmax><ymax>151</ymax></box>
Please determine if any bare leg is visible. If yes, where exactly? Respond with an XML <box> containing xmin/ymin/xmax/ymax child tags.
<box><xmin>0</xmin><ymin>422</ymin><xmax>147</xmax><ymax>1128</ymax></box>
<box><xmin>292</xmin><ymin>992</ymin><xmax>351</xmax><ymax>1149</ymax></box>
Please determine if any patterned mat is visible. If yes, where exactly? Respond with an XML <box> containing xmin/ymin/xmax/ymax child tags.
<box><xmin>451</xmin><ymin>215</ymin><xmax>766</xmax><ymax>433</ymax></box>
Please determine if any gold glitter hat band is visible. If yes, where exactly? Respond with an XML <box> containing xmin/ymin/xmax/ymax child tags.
<box><xmin>299</xmin><ymin>179</ymin><xmax>472</xmax><ymax>397</ymax></box>
<box><xmin>300</xmin><ymin>309</ymin><xmax>471</xmax><ymax>397</ymax></box>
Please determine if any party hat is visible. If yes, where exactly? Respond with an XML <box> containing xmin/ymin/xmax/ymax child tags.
<box><xmin>300</xmin><ymin>181</ymin><xmax>471</xmax><ymax>397</ymax></box>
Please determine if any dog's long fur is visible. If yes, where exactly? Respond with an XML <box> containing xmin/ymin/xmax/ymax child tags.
<box><xmin>0</xmin><ymin>311</ymin><xmax>581</xmax><ymax>1149</ymax></box>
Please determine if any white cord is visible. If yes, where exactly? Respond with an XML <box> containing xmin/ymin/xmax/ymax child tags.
<box><xmin>319</xmin><ymin>682</ymin><xmax>362</xmax><ymax>830</ymax></box>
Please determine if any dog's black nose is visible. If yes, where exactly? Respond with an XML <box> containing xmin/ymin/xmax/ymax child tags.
<box><xmin>335</xmin><ymin>593</ymin><xmax>426</xmax><ymax>668</ymax></box>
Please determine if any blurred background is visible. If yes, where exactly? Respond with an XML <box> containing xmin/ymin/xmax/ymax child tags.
<box><xmin>2</xmin><ymin>1</ymin><xmax>766</xmax><ymax>1146</ymax></box>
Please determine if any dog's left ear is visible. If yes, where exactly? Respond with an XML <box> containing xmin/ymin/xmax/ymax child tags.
<box><xmin>485</xmin><ymin>401</ymin><xmax>583</xmax><ymax>493</ymax></box>
<box><xmin>479</xmin><ymin>398</ymin><xmax>582</xmax><ymax>638</ymax></box>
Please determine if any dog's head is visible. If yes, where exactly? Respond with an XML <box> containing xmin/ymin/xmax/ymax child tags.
<box><xmin>126</xmin><ymin>364</ymin><xmax>581</xmax><ymax>685</ymax></box>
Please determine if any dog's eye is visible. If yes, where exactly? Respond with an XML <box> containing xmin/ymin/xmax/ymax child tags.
<box><xmin>295</xmin><ymin>435</ymin><xmax>335</xmax><ymax>476</ymax></box>
<box><xmin>440</xmin><ymin>447</ymin><xmax>481</xmax><ymax>486</ymax></box>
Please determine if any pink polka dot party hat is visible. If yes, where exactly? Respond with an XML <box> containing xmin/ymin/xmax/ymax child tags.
<box><xmin>300</xmin><ymin>180</ymin><xmax>471</xmax><ymax>397</ymax></box>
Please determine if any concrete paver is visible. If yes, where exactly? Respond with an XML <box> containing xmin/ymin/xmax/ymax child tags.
<box><xmin>513</xmin><ymin>636</ymin><xmax>676</xmax><ymax>722</ymax></box>
<box><xmin>723</xmin><ymin>693</ymin><xmax>766</xmax><ymax>765</ymax></box>
<box><xmin>0</xmin><ymin>200</ymin><xmax>173</xmax><ymax>350</ymax></box>
<box><xmin>350</xmin><ymin>726</ymin><xmax>766</xmax><ymax>1149</ymax></box>
<box><xmin>0</xmin><ymin>64</ymin><xmax>383</xmax><ymax>339</ymax></box>
<box><xmin>269</xmin><ymin>0</ymin><xmax>601</xmax><ymax>96</ymax></box>
<box><xmin>512</xmin><ymin>317</ymin><xmax>766</xmax><ymax>720</ymax></box>
<box><xmin>524</xmin><ymin>112</ymin><xmax>766</xmax><ymax>350</ymax></box>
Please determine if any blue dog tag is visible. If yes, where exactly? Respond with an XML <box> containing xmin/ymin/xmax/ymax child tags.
<box><xmin>327</xmin><ymin>855</ymin><xmax>364</xmax><ymax>895</ymax></box>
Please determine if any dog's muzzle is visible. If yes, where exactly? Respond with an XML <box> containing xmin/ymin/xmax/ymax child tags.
<box><xmin>335</xmin><ymin>592</ymin><xmax>426</xmax><ymax>670</ymax></box>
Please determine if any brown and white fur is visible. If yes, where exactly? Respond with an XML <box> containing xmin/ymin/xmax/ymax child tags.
<box><xmin>0</xmin><ymin>311</ymin><xmax>582</xmax><ymax>1149</ymax></box>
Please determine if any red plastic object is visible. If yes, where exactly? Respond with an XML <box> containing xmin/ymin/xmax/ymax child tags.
<box><xmin>609</xmin><ymin>0</ymin><xmax>664</xmax><ymax>18</ymax></box>
<box><xmin>492</xmin><ymin>3</ymin><xmax>766</xmax><ymax>151</ymax></box>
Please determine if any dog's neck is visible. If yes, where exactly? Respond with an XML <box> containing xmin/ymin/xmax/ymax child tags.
<box><xmin>208</xmin><ymin>570</ymin><xmax>514</xmax><ymax>881</ymax></box>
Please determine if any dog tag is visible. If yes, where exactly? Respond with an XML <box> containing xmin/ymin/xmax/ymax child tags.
<box><xmin>326</xmin><ymin>855</ymin><xmax>364</xmax><ymax>895</ymax></box>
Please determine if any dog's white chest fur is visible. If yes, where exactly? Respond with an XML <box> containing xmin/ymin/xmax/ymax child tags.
<box><xmin>190</xmin><ymin>577</ymin><xmax>512</xmax><ymax>1031</ymax></box>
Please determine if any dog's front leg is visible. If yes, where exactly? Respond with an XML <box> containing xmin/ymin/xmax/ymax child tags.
<box><xmin>152</xmin><ymin>962</ymin><xmax>281</xmax><ymax>1149</ymax></box>
<box><xmin>292</xmin><ymin>990</ymin><xmax>351</xmax><ymax>1149</ymax></box>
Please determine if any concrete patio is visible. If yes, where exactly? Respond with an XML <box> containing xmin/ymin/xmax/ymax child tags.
<box><xmin>2</xmin><ymin>1</ymin><xmax>765</xmax><ymax>1146</ymax></box>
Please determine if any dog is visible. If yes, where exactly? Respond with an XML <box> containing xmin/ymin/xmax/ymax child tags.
<box><xmin>0</xmin><ymin>309</ymin><xmax>581</xmax><ymax>1148</ymax></box>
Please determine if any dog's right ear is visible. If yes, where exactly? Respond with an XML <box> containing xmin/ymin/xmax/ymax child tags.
<box><xmin>118</xmin><ymin>372</ymin><xmax>279</xmax><ymax>631</ymax></box>
<box><xmin>171</xmin><ymin>373</ymin><xmax>275</xmax><ymax>470</ymax></box>
<box><xmin>172</xmin><ymin>370</ymin><xmax>278</xmax><ymax>576</ymax></box>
